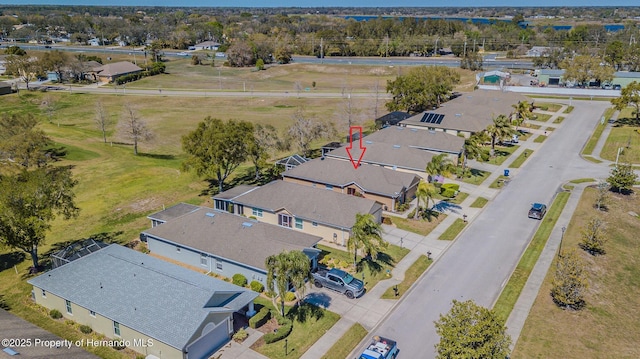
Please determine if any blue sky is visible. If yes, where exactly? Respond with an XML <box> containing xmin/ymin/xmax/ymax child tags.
<box><xmin>2</xmin><ymin>0</ymin><xmax>640</xmax><ymax>7</ymax></box>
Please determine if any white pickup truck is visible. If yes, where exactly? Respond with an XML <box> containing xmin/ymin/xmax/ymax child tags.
<box><xmin>359</xmin><ymin>336</ymin><xmax>398</xmax><ymax>359</ymax></box>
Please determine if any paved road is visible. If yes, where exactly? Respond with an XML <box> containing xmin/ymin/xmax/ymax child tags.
<box><xmin>369</xmin><ymin>99</ymin><xmax>610</xmax><ymax>358</ymax></box>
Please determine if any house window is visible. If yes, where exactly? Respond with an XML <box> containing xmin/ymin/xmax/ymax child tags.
<box><xmin>347</xmin><ymin>188</ymin><xmax>356</xmax><ymax>195</ymax></box>
<box><xmin>176</xmin><ymin>246</ymin><xmax>181</xmax><ymax>253</ymax></box>
<box><xmin>252</xmin><ymin>208</ymin><xmax>263</xmax><ymax>217</ymax></box>
<box><xmin>325</xmin><ymin>184</ymin><xmax>333</xmax><ymax>190</ymax></box>
<box><xmin>201</xmin><ymin>254</ymin><xmax>208</xmax><ymax>266</ymax></box>
<box><xmin>41</xmin><ymin>289</ymin><xmax>46</xmax><ymax>298</ymax></box>
<box><xmin>278</xmin><ymin>214</ymin><xmax>292</xmax><ymax>228</ymax></box>
<box><xmin>312</xmin><ymin>222</ymin><xmax>318</xmax><ymax>227</ymax></box>
<box><xmin>294</xmin><ymin>218</ymin><xmax>303</xmax><ymax>230</ymax></box>
<box><xmin>216</xmin><ymin>260</ymin><xmax>223</xmax><ymax>270</ymax></box>
<box><xmin>113</xmin><ymin>321</ymin><xmax>121</xmax><ymax>336</ymax></box>
<box><xmin>89</xmin><ymin>310</ymin><xmax>96</xmax><ymax>317</ymax></box>
<box><xmin>66</xmin><ymin>300</ymin><xmax>72</xmax><ymax>314</ymax></box>
<box><xmin>214</xmin><ymin>200</ymin><xmax>226</xmax><ymax>211</ymax></box>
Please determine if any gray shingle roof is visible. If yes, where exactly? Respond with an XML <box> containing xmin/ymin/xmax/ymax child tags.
<box><xmin>93</xmin><ymin>61</ymin><xmax>142</xmax><ymax>77</ymax></box>
<box><xmin>401</xmin><ymin>90</ymin><xmax>530</xmax><ymax>133</ymax></box>
<box><xmin>148</xmin><ymin>202</ymin><xmax>200</xmax><ymax>223</ymax></box>
<box><xmin>230</xmin><ymin>181</ymin><xmax>382</xmax><ymax>229</ymax></box>
<box><xmin>363</xmin><ymin>126</ymin><xmax>465</xmax><ymax>154</ymax></box>
<box><xmin>326</xmin><ymin>141</ymin><xmax>435</xmax><ymax>172</ymax></box>
<box><xmin>143</xmin><ymin>206</ymin><xmax>321</xmax><ymax>271</ymax></box>
<box><xmin>282</xmin><ymin>157</ymin><xmax>420</xmax><ymax>197</ymax></box>
<box><xmin>28</xmin><ymin>244</ymin><xmax>257</xmax><ymax>351</ymax></box>
<box><xmin>213</xmin><ymin>185</ymin><xmax>257</xmax><ymax>200</ymax></box>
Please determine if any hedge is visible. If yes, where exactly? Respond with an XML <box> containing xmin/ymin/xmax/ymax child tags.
<box><xmin>284</xmin><ymin>291</ymin><xmax>296</xmax><ymax>302</ymax></box>
<box><xmin>263</xmin><ymin>317</ymin><xmax>293</xmax><ymax>343</ymax></box>
<box><xmin>50</xmin><ymin>309</ymin><xmax>62</xmax><ymax>319</ymax></box>
<box><xmin>232</xmin><ymin>273</ymin><xmax>247</xmax><ymax>287</ymax></box>
<box><xmin>249</xmin><ymin>307</ymin><xmax>271</xmax><ymax>329</ymax></box>
<box><xmin>114</xmin><ymin>62</ymin><xmax>165</xmax><ymax>85</ymax></box>
<box><xmin>250</xmin><ymin>280</ymin><xmax>264</xmax><ymax>293</ymax></box>
<box><xmin>441</xmin><ymin>183</ymin><xmax>460</xmax><ymax>191</ymax></box>
<box><xmin>441</xmin><ymin>188</ymin><xmax>456</xmax><ymax>198</ymax></box>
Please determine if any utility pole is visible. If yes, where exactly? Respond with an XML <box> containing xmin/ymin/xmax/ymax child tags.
<box><xmin>463</xmin><ymin>41</ymin><xmax>467</xmax><ymax>58</ymax></box>
<box><xmin>320</xmin><ymin>38</ymin><xmax>324</xmax><ymax>64</ymax></box>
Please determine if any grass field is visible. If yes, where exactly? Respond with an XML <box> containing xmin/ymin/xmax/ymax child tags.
<box><xmin>438</xmin><ymin>218</ymin><xmax>467</xmax><ymax>240</ymax></box>
<box><xmin>509</xmin><ymin>149</ymin><xmax>533</xmax><ymax>168</ymax></box>
<box><xmin>532</xmin><ymin>113</ymin><xmax>552</xmax><ymax>122</ymax></box>
<box><xmin>552</xmin><ymin>116</ymin><xmax>565</xmax><ymax>124</ymax></box>
<box><xmin>582</xmin><ymin>107</ymin><xmax>616</xmax><ymax>155</ymax></box>
<box><xmin>563</xmin><ymin>105</ymin><xmax>574</xmax><ymax>113</ymax></box>
<box><xmin>599</xmin><ymin>108</ymin><xmax>640</xmax><ymax>164</ymax></box>
<box><xmin>569</xmin><ymin>178</ymin><xmax>595</xmax><ymax>184</ymax></box>
<box><xmin>483</xmin><ymin>145</ymin><xmax>519</xmax><ymax>166</ymax></box>
<box><xmin>535</xmin><ymin>103</ymin><xmax>562</xmax><ymax>112</ymax></box>
<box><xmin>470</xmin><ymin>197</ymin><xmax>488</xmax><ymax>208</ymax></box>
<box><xmin>512</xmin><ymin>188</ymin><xmax>640</xmax><ymax>358</ymax></box>
<box><xmin>320</xmin><ymin>323</ymin><xmax>368</xmax><ymax>359</ymax></box>
<box><xmin>434</xmin><ymin>192</ymin><xmax>469</xmax><ymax>205</ymax></box>
<box><xmin>489</xmin><ymin>175</ymin><xmax>511</xmax><ymax>189</ymax></box>
<box><xmin>493</xmin><ymin>191</ymin><xmax>570</xmax><ymax>322</ymax></box>
<box><xmin>389</xmin><ymin>214</ymin><xmax>447</xmax><ymax>236</ymax></box>
<box><xmin>459</xmin><ymin>168</ymin><xmax>491</xmax><ymax>185</ymax></box>
<box><xmin>381</xmin><ymin>255</ymin><xmax>432</xmax><ymax>299</ymax></box>
<box><xmin>582</xmin><ymin>155</ymin><xmax>603</xmax><ymax>163</ymax></box>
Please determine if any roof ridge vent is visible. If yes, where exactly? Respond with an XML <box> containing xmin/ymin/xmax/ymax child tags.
<box><xmin>242</xmin><ymin>222</ymin><xmax>253</xmax><ymax>228</ymax></box>
<box><xmin>393</xmin><ymin>144</ymin><xmax>401</xmax><ymax>148</ymax></box>
<box><xmin>455</xmin><ymin>113</ymin><xmax>462</xmax><ymax>117</ymax></box>
<box><xmin>205</xmin><ymin>212</ymin><xmax>216</xmax><ymax>218</ymax></box>
<box><xmin>365</xmin><ymin>140</ymin><xmax>373</xmax><ymax>144</ymax></box>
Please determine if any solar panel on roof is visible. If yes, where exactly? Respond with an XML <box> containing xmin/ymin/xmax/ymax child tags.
<box><xmin>420</xmin><ymin>113</ymin><xmax>430</xmax><ymax>122</ymax></box>
<box><xmin>434</xmin><ymin>114</ymin><xmax>444</xmax><ymax>124</ymax></box>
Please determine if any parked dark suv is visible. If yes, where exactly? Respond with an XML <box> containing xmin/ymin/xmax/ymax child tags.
<box><xmin>528</xmin><ymin>203</ymin><xmax>547</xmax><ymax>220</ymax></box>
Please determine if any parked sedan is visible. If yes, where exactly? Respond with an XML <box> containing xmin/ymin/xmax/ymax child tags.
<box><xmin>528</xmin><ymin>203</ymin><xmax>547</xmax><ymax>220</ymax></box>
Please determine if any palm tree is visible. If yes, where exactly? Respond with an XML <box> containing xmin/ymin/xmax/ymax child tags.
<box><xmin>485</xmin><ymin>115</ymin><xmax>514</xmax><ymax>154</ymax></box>
<box><xmin>348</xmin><ymin>213</ymin><xmax>387</xmax><ymax>268</ymax></box>
<box><xmin>414</xmin><ymin>180</ymin><xmax>438</xmax><ymax>219</ymax></box>
<box><xmin>511</xmin><ymin>100</ymin><xmax>532</xmax><ymax>128</ymax></box>
<box><xmin>461</xmin><ymin>133</ymin><xmax>484</xmax><ymax>173</ymax></box>
<box><xmin>266</xmin><ymin>250</ymin><xmax>311</xmax><ymax>316</ymax></box>
<box><xmin>425</xmin><ymin>153</ymin><xmax>456</xmax><ymax>182</ymax></box>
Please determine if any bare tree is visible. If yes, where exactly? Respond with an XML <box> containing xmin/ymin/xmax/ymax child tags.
<box><xmin>119</xmin><ymin>103</ymin><xmax>154</xmax><ymax>155</ymax></box>
<box><xmin>595</xmin><ymin>181</ymin><xmax>610</xmax><ymax>211</ymax></box>
<box><xmin>95</xmin><ymin>100</ymin><xmax>111</xmax><ymax>143</ymax></box>
<box><xmin>372</xmin><ymin>80</ymin><xmax>381</xmax><ymax>121</ymax></box>
<box><xmin>294</xmin><ymin>81</ymin><xmax>303</xmax><ymax>98</ymax></box>
<box><xmin>287</xmin><ymin>108</ymin><xmax>334</xmax><ymax>157</ymax></box>
<box><xmin>40</xmin><ymin>95</ymin><xmax>56</xmax><ymax>124</ymax></box>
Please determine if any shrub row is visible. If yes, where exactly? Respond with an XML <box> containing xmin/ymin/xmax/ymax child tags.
<box><xmin>232</xmin><ymin>273</ymin><xmax>247</xmax><ymax>287</ymax></box>
<box><xmin>440</xmin><ymin>183</ymin><xmax>460</xmax><ymax>198</ymax></box>
<box><xmin>115</xmin><ymin>62</ymin><xmax>166</xmax><ymax>85</ymax></box>
<box><xmin>250</xmin><ymin>280</ymin><xmax>264</xmax><ymax>293</ymax></box>
<box><xmin>263</xmin><ymin>316</ymin><xmax>293</xmax><ymax>343</ymax></box>
<box><xmin>249</xmin><ymin>307</ymin><xmax>271</xmax><ymax>329</ymax></box>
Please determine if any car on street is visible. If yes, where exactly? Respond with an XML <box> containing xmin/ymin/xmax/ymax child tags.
<box><xmin>176</xmin><ymin>51</ymin><xmax>190</xmax><ymax>56</ymax></box>
<box><xmin>528</xmin><ymin>203</ymin><xmax>547</xmax><ymax>220</ymax></box>
<box><xmin>359</xmin><ymin>336</ymin><xmax>398</xmax><ymax>359</ymax></box>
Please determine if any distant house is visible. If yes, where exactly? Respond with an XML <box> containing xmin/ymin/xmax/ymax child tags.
<box><xmin>28</xmin><ymin>244</ymin><xmax>258</xmax><ymax>359</ymax></box>
<box><xmin>194</xmin><ymin>41</ymin><xmax>220</xmax><ymax>51</ymax></box>
<box><xmin>213</xmin><ymin>181</ymin><xmax>383</xmax><ymax>246</ymax></box>
<box><xmin>0</xmin><ymin>81</ymin><xmax>12</xmax><ymax>95</ymax></box>
<box><xmin>282</xmin><ymin>157</ymin><xmax>420</xmax><ymax>212</ymax></box>
<box><xmin>143</xmin><ymin>204</ymin><xmax>322</xmax><ymax>280</ymax></box>
<box><xmin>148</xmin><ymin>202</ymin><xmax>201</xmax><ymax>227</ymax></box>
<box><xmin>90</xmin><ymin>61</ymin><xmax>142</xmax><ymax>83</ymax></box>
<box><xmin>477</xmin><ymin>70</ymin><xmax>510</xmax><ymax>85</ymax></box>
<box><xmin>526</xmin><ymin>46</ymin><xmax>551</xmax><ymax>57</ymax></box>
<box><xmin>537</xmin><ymin>69</ymin><xmax>640</xmax><ymax>88</ymax></box>
<box><xmin>400</xmin><ymin>90</ymin><xmax>530</xmax><ymax>138</ymax></box>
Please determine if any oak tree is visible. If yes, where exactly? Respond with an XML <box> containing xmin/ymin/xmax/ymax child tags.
<box><xmin>551</xmin><ymin>249</ymin><xmax>588</xmax><ymax>310</ymax></box>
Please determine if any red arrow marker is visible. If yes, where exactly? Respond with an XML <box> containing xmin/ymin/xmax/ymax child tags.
<box><xmin>346</xmin><ymin>126</ymin><xmax>366</xmax><ymax>169</ymax></box>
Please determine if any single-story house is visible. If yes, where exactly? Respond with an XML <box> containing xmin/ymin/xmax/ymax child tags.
<box><xmin>28</xmin><ymin>244</ymin><xmax>258</xmax><ymax>359</ymax></box>
<box><xmin>91</xmin><ymin>61</ymin><xmax>142</xmax><ymax>83</ymax></box>
<box><xmin>282</xmin><ymin>157</ymin><xmax>421</xmax><ymax>211</ymax></box>
<box><xmin>193</xmin><ymin>41</ymin><xmax>220</xmax><ymax>51</ymax></box>
<box><xmin>143</xmin><ymin>205</ymin><xmax>322</xmax><ymax>281</ymax></box>
<box><xmin>362</xmin><ymin>126</ymin><xmax>465</xmax><ymax>157</ymax></box>
<box><xmin>211</xmin><ymin>185</ymin><xmax>256</xmax><ymax>213</ymax></box>
<box><xmin>213</xmin><ymin>181</ymin><xmax>382</xmax><ymax>246</ymax></box>
<box><xmin>148</xmin><ymin>202</ymin><xmax>202</xmax><ymax>227</ymax></box>
<box><xmin>0</xmin><ymin>81</ymin><xmax>12</xmax><ymax>95</ymax></box>
<box><xmin>325</xmin><ymin>141</ymin><xmax>436</xmax><ymax>177</ymax></box>
<box><xmin>477</xmin><ymin>70</ymin><xmax>510</xmax><ymax>84</ymax></box>
<box><xmin>400</xmin><ymin>90</ymin><xmax>530</xmax><ymax>138</ymax></box>
<box><xmin>526</xmin><ymin>46</ymin><xmax>552</xmax><ymax>57</ymax></box>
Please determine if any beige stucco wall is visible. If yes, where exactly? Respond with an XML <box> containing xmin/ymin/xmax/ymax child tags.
<box><xmin>240</xmin><ymin>206</ymin><xmax>351</xmax><ymax>246</ymax></box>
<box><xmin>31</xmin><ymin>287</ymin><xmax>182</xmax><ymax>359</ymax></box>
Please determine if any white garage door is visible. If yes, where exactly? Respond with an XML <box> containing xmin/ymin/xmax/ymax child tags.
<box><xmin>186</xmin><ymin>319</ymin><xmax>229</xmax><ymax>359</ymax></box>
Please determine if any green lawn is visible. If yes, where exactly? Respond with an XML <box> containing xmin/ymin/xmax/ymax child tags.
<box><xmin>509</xmin><ymin>149</ymin><xmax>534</xmax><ymax>168</ymax></box>
<box><xmin>569</xmin><ymin>178</ymin><xmax>596</xmax><ymax>184</ymax></box>
<box><xmin>483</xmin><ymin>145</ymin><xmax>519</xmax><ymax>166</ymax></box>
<box><xmin>535</xmin><ymin>103</ymin><xmax>562</xmax><ymax>112</ymax></box>
<box><xmin>438</xmin><ymin>218</ymin><xmax>467</xmax><ymax>240</ymax></box>
<box><xmin>563</xmin><ymin>105</ymin><xmax>574</xmax><ymax>113</ymax></box>
<box><xmin>489</xmin><ymin>175</ymin><xmax>511</xmax><ymax>189</ymax></box>
<box><xmin>316</xmin><ymin>244</ymin><xmax>409</xmax><ymax>292</ymax></box>
<box><xmin>552</xmin><ymin>116</ymin><xmax>565</xmax><ymax>124</ymax></box>
<box><xmin>459</xmin><ymin>168</ymin><xmax>491</xmax><ymax>185</ymax></box>
<box><xmin>583</xmin><ymin>155</ymin><xmax>603</xmax><ymax>163</ymax></box>
<box><xmin>320</xmin><ymin>323</ymin><xmax>368</xmax><ymax>359</ymax></box>
<box><xmin>493</xmin><ymin>191</ymin><xmax>571</xmax><ymax>322</ymax></box>
<box><xmin>252</xmin><ymin>299</ymin><xmax>341</xmax><ymax>359</ymax></box>
<box><xmin>469</xmin><ymin>197</ymin><xmax>489</xmax><ymax>208</ymax></box>
<box><xmin>381</xmin><ymin>255</ymin><xmax>432</xmax><ymax>299</ymax></box>
<box><xmin>533</xmin><ymin>113</ymin><xmax>552</xmax><ymax>122</ymax></box>
<box><xmin>533</xmin><ymin>134</ymin><xmax>547</xmax><ymax>143</ymax></box>
<box><xmin>389</xmin><ymin>214</ymin><xmax>447</xmax><ymax>236</ymax></box>
<box><xmin>583</xmin><ymin>107</ymin><xmax>616</xmax><ymax>155</ymax></box>
<box><xmin>600</xmin><ymin>124</ymin><xmax>640</xmax><ymax>164</ymax></box>
<box><xmin>434</xmin><ymin>191</ymin><xmax>469</xmax><ymax>205</ymax></box>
